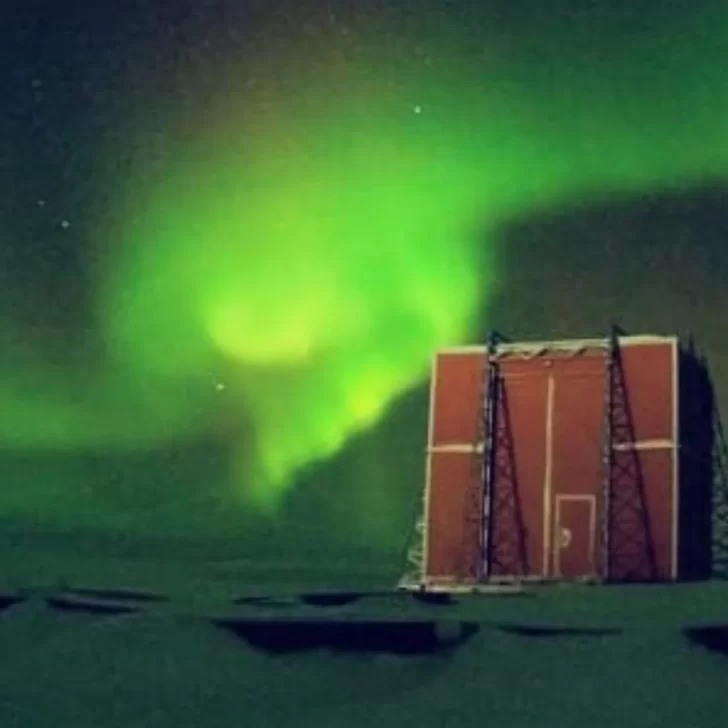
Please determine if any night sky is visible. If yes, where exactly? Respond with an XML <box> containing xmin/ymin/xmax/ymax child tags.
<box><xmin>2</xmin><ymin>0</ymin><xmax>728</xmax><ymax>560</ymax></box>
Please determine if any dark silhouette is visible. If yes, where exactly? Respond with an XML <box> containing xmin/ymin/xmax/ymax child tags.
<box><xmin>214</xmin><ymin>618</ymin><xmax>479</xmax><ymax>656</ymax></box>
<box><xmin>678</xmin><ymin>348</ymin><xmax>718</xmax><ymax>580</ymax></box>
<box><xmin>411</xmin><ymin>591</ymin><xmax>456</xmax><ymax>606</ymax></box>
<box><xmin>234</xmin><ymin>595</ymin><xmax>298</xmax><ymax>608</ymax></box>
<box><xmin>62</xmin><ymin>586</ymin><xmax>167</xmax><ymax>602</ymax></box>
<box><xmin>45</xmin><ymin>595</ymin><xmax>138</xmax><ymax>616</ymax></box>
<box><xmin>496</xmin><ymin>624</ymin><xmax>622</xmax><ymax>638</ymax></box>
<box><xmin>299</xmin><ymin>592</ymin><xmax>367</xmax><ymax>607</ymax></box>
<box><xmin>0</xmin><ymin>594</ymin><xmax>22</xmax><ymax>613</ymax></box>
<box><xmin>684</xmin><ymin>625</ymin><xmax>728</xmax><ymax>658</ymax></box>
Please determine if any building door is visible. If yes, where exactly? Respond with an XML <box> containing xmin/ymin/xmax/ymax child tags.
<box><xmin>554</xmin><ymin>495</ymin><xmax>596</xmax><ymax>579</ymax></box>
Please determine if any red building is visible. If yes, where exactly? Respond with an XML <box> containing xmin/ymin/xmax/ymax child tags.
<box><xmin>403</xmin><ymin>332</ymin><xmax>714</xmax><ymax>589</ymax></box>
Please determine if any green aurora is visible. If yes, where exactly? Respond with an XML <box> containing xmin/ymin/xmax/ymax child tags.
<box><xmin>2</xmin><ymin>4</ymin><xmax>728</xmax><ymax>512</ymax></box>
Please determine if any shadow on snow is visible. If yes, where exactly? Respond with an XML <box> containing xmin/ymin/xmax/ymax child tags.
<box><xmin>214</xmin><ymin>618</ymin><xmax>479</xmax><ymax>656</ymax></box>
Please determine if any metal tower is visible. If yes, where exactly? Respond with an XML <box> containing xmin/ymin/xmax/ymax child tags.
<box><xmin>398</xmin><ymin>513</ymin><xmax>426</xmax><ymax>589</ymax></box>
<box><xmin>479</xmin><ymin>332</ymin><xmax>527</xmax><ymax>579</ymax></box>
<box><xmin>601</xmin><ymin>327</ymin><xmax>658</xmax><ymax>581</ymax></box>
<box><xmin>458</xmin><ymin>336</ymin><xmax>493</xmax><ymax>581</ymax></box>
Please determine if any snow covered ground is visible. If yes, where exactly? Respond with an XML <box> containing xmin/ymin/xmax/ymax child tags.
<box><xmin>2</xmin><ymin>549</ymin><xmax>728</xmax><ymax>727</ymax></box>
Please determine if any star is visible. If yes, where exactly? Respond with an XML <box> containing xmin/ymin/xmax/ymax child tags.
<box><xmin>413</xmin><ymin>105</ymin><xmax>422</xmax><ymax>114</ymax></box>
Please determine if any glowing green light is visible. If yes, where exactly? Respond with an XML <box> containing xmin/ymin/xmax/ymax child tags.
<box><xmin>3</xmin><ymin>9</ymin><xmax>728</xmax><ymax>514</ymax></box>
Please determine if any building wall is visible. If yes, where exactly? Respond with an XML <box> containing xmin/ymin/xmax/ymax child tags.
<box><xmin>424</xmin><ymin>337</ymin><xmax>678</xmax><ymax>583</ymax></box>
<box><xmin>617</xmin><ymin>342</ymin><xmax>676</xmax><ymax>579</ymax></box>
<box><xmin>492</xmin><ymin>364</ymin><xmax>549</xmax><ymax>578</ymax></box>
<box><xmin>548</xmin><ymin>353</ymin><xmax>605</xmax><ymax>578</ymax></box>
<box><xmin>425</xmin><ymin>352</ymin><xmax>483</xmax><ymax>581</ymax></box>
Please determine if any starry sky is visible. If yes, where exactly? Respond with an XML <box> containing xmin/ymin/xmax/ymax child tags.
<box><xmin>2</xmin><ymin>0</ymin><xmax>728</xmax><ymax>560</ymax></box>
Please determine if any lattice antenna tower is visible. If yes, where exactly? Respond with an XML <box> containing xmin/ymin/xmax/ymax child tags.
<box><xmin>483</xmin><ymin>341</ymin><xmax>528</xmax><ymax>578</ymax></box>
<box><xmin>479</xmin><ymin>332</ymin><xmax>500</xmax><ymax>578</ymax></box>
<box><xmin>603</xmin><ymin>327</ymin><xmax>658</xmax><ymax>581</ymax></box>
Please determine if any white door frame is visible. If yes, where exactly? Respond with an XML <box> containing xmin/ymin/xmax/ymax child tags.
<box><xmin>553</xmin><ymin>494</ymin><xmax>597</xmax><ymax>578</ymax></box>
